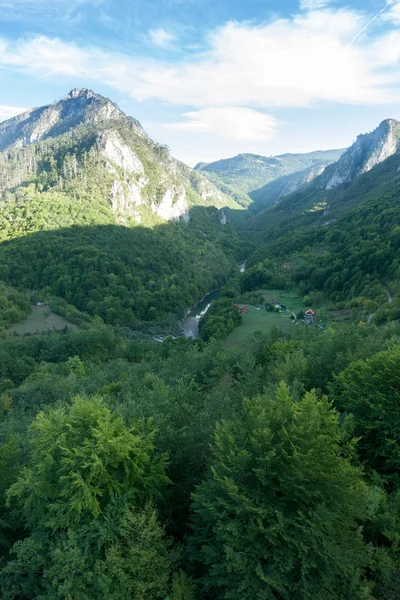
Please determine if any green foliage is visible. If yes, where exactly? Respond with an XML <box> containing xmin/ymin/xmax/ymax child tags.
<box><xmin>0</xmin><ymin>214</ymin><xmax>244</xmax><ymax>325</ymax></box>
<box><xmin>199</xmin><ymin>297</ymin><xmax>242</xmax><ymax>341</ymax></box>
<box><xmin>8</xmin><ymin>395</ymin><xmax>168</xmax><ymax>529</ymax></box>
<box><xmin>331</xmin><ymin>346</ymin><xmax>400</xmax><ymax>487</ymax></box>
<box><xmin>1</xmin><ymin>395</ymin><xmax>172</xmax><ymax>599</ymax></box>
<box><xmin>189</xmin><ymin>383</ymin><xmax>371</xmax><ymax>600</ymax></box>
<box><xmin>169</xmin><ymin>570</ymin><xmax>197</xmax><ymax>600</ymax></box>
<box><xmin>2</xmin><ymin>501</ymin><xmax>175</xmax><ymax>600</ymax></box>
<box><xmin>0</xmin><ymin>317</ymin><xmax>398</xmax><ymax>595</ymax></box>
<box><xmin>0</xmin><ymin>284</ymin><xmax>30</xmax><ymax>331</ymax></box>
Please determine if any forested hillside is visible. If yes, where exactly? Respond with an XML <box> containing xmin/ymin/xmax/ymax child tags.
<box><xmin>195</xmin><ymin>149</ymin><xmax>343</xmax><ymax>207</ymax></box>
<box><xmin>246</xmin><ymin>147</ymin><xmax>400</xmax><ymax>323</ymax></box>
<box><xmin>1</xmin><ymin>90</ymin><xmax>400</xmax><ymax>600</ymax></box>
<box><xmin>0</xmin><ymin>90</ymin><xmax>246</xmax><ymax>329</ymax></box>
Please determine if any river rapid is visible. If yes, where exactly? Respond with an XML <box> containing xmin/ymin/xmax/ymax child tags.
<box><xmin>181</xmin><ymin>289</ymin><xmax>220</xmax><ymax>338</ymax></box>
<box><xmin>181</xmin><ymin>261</ymin><xmax>246</xmax><ymax>338</ymax></box>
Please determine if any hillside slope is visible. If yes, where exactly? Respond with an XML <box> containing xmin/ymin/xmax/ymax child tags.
<box><xmin>195</xmin><ymin>149</ymin><xmax>343</xmax><ymax>207</ymax></box>
<box><xmin>246</xmin><ymin>119</ymin><xmax>400</xmax><ymax>241</ymax></box>
<box><xmin>0</xmin><ymin>88</ymin><xmax>242</xmax><ymax>233</ymax></box>
<box><xmin>246</xmin><ymin>150</ymin><xmax>400</xmax><ymax>319</ymax></box>
<box><xmin>248</xmin><ymin>162</ymin><xmax>329</xmax><ymax>212</ymax></box>
<box><xmin>0</xmin><ymin>89</ymin><xmax>246</xmax><ymax>327</ymax></box>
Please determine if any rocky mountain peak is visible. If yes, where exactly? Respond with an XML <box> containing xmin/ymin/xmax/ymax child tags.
<box><xmin>67</xmin><ymin>88</ymin><xmax>93</xmax><ymax>99</ymax></box>
<box><xmin>320</xmin><ymin>118</ymin><xmax>400</xmax><ymax>190</ymax></box>
<box><xmin>0</xmin><ymin>88</ymin><xmax>127</xmax><ymax>152</ymax></box>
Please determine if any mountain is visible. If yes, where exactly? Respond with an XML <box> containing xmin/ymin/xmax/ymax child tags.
<box><xmin>247</xmin><ymin>151</ymin><xmax>400</xmax><ymax>311</ymax></box>
<box><xmin>0</xmin><ymin>89</ymin><xmax>246</xmax><ymax>328</ymax></box>
<box><xmin>0</xmin><ymin>88</ymin><xmax>128</xmax><ymax>151</ymax></box>
<box><xmin>0</xmin><ymin>88</ymin><xmax>241</xmax><ymax>232</ymax></box>
<box><xmin>245</xmin><ymin>118</ymin><xmax>400</xmax><ymax>241</ymax></box>
<box><xmin>244</xmin><ymin>119</ymin><xmax>400</xmax><ymax>315</ymax></box>
<box><xmin>194</xmin><ymin>149</ymin><xmax>344</xmax><ymax>207</ymax></box>
<box><xmin>317</xmin><ymin>118</ymin><xmax>400</xmax><ymax>190</ymax></box>
<box><xmin>248</xmin><ymin>162</ymin><xmax>330</xmax><ymax>211</ymax></box>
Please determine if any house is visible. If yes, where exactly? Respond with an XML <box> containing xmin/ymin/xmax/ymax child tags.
<box><xmin>283</xmin><ymin>262</ymin><xmax>291</xmax><ymax>268</ymax></box>
<box><xmin>234</xmin><ymin>304</ymin><xmax>249</xmax><ymax>314</ymax></box>
<box><xmin>305</xmin><ymin>309</ymin><xmax>315</xmax><ymax>324</ymax></box>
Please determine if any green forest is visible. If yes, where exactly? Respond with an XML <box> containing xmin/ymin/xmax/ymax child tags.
<box><xmin>1</xmin><ymin>321</ymin><xmax>400</xmax><ymax>598</ymax></box>
<box><xmin>1</xmin><ymin>89</ymin><xmax>400</xmax><ymax>599</ymax></box>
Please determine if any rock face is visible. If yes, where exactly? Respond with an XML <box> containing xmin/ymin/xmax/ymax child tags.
<box><xmin>0</xmin><ymin>89</ymin><xmax>129</xmax><ymax>152</ymax></box>
<box><xmin>97</xmin><ymin>130</ymin><xmax>145</xmax><ymax>176</ymax></box>
<box><xmin>249</xmin><ymin>163</ymin><xmax>329</xmax><ymax>211</ymax></box>
<box><xmin>0</xmin><ymin>89</ymin><xmax>241</xmax><ymax>224</ymax></box>
<box><xmin>151</xmin><ymin>188</ymin><xmax>189</xmax><ymax>222</ymax></box>
<box><xmin>320</xmin><ymin>119</ymin><xmax>400</xmax><ymax>190</ymax></box>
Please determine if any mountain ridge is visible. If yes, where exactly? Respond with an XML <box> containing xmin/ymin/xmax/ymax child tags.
<box><xmin>194</xmin><ymin>148</ymin><xmax>344</xmax><ymax>207</ymax></box>
<box><xmin>317</xmin><ymin>118</ymin><xmax>400</xmax><ymax>190</ymax></box>
<box><xmin>244</xmin><ymin>117</ymin><xmax>400</xmax><ymax>239</ymax></box>
<box><xmin>0</xmin><ymin>88</ymin><xmax>242</xmax><ymax>227</ymax></box>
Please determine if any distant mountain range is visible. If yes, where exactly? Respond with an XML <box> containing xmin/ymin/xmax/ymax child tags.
<box><xmin>194</xmin><ymin>149</ymin><xmax>344</xmax><ymax>207</ymax></box>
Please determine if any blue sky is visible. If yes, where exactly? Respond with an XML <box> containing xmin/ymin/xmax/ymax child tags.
<box><xmin>1</xmin><ymin>0</ymin><xmax>400</xmax><ymax>165</ymax></box>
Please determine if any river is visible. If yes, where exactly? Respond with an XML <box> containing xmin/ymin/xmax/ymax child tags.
<box><xmin>181</xmin><ymin>289</ymin><xmax>220</xmax><ymax>338</ymax></box>
<box><xmin>181</xmin><ymin>260</ymin><xmax>246</xmax><ymax>338</ymax></box>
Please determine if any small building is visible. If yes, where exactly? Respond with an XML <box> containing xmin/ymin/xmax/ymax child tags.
<box><xmin>283</xmin><ymin>262</ymin><xmax>291</xmax><ymax>268</ymax></box>
<box><xmin>234</xmin><ymin>304</ymin><xmax>248</xmax><ymax>314</ymax></box>
<box><xmin>305</xmin><ymin>309</ymin><xmax>315</xmax><ymax>324</ymax></box>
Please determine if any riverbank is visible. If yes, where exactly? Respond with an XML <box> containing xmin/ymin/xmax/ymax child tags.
<box><xmin>181</xmin><ymin>289</ymin><xmax>220</xmax><ymax>338</ymax></box>
<box><xmin>181</xmin><ymin>260</ymin><xmax>247</xmax><ymax>338</ymax></box>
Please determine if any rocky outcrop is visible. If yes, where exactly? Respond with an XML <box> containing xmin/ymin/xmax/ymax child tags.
<box><xmin>97</xmin><ymin>130</ymin><xmax>145</xmax><ymax>175</ymax></box>
<box><xmin>0</xmin><ymin>88</ymin><xmax>241</xmax><ymax>226</ymax></box>
<box><xmin>0</xmin><ymin>88</ymin><xmax>128</xmax><ymax>152</ymax></box>
<box><xmin>151</xmin><ymin>188</ymin><xmax>189</xmax><ymax>222</ymax></box>
<box><xmin>320</xmin><ymin>119</ymin><xmax>400</xmax><ymax>190</ymax></box>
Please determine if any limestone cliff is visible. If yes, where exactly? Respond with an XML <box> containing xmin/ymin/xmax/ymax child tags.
<box><xmin>320</xmin><ymin>119</ymin><xmax>400</xmax><ymax>190</ymax></box>
<box><xmin>0</xmin><ymin>89</ymin><xmax>241</xmax><ymax>225</ymax></box>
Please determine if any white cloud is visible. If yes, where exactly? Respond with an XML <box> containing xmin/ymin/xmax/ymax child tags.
<box><xmin>1</xmin><ymin>7</ymin><xmax>399</xmax><ymax>112</ymax></box>
<box><xmin>166</xmin><ymin>107</ymin><xmax>278</xmax><ymax>141</ymax></box>
<box><xmin>0</xmin><ymin>105</ymin><xmax>27</xmax><ymax>122</ymax></box>
<box><xmin>147</xmin><ymin>28</ymin><xmax>176</xmax><ymax>48</ymax></box>
<box><xmin>0</xmin><ymin>3</ymin><xmax>400</xmax><ymax>144</ymax></box>
<box><xmin>383</xmin><ymin>0</ymin><xmax>400</xmax><ymax>24</ymax></box>
<box><xmin>300</xmin><ymin>0</ymin><xmax>329</xmax><ymax>10</ymax></box>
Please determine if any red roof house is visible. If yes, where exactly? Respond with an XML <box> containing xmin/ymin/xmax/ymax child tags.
<box><xmin>305</xmin><ymin>309</ymin><xmax>315</xmax><ymax>323</ymax></box>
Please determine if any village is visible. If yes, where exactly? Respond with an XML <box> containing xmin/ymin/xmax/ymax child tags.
<box><xmin>234</xmin><ymin>301</ymin><xmax>316</xmax><ymax>324</ymax></box>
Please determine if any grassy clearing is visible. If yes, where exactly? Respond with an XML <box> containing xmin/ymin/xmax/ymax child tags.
<box><xmin>226</xmin><ymin>289</ymin><xmax>334</xmax><ymax>346</ymax></box>
<box><xmin>6</xmin><ymin>305</ymin><xmax>78</xmax><ymax>335</ymax></box>
<box><xmin>226</xmin><ymin>305</ymin><xmax>296</xmax><ymax>345</ymax></box>
<box><xmin>226</xmin><ymin>289</ymin><xmax>302</xmax><ymax>345</ymax></box>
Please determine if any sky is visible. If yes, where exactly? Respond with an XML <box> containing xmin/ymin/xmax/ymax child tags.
<box><xmin>0</xmin><ymin>0</ymin><xmax>400</xmax><ymax>165</ymax></box>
